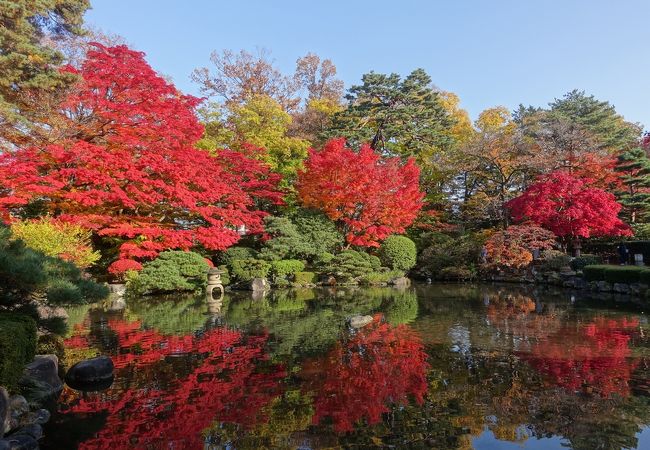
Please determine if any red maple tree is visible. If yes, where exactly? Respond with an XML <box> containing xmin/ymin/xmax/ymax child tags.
<box><xmin>506</xmin><ymin>171</ymin><xmax>631</xmax><ymax>245</ymax></box>
<box><xmin>297</xmin><ymin>138</ymin><xmax>424</xmax><ymax>247</ymax></box>
<box><xmin>572</xmin><ymin>153</ymin><xmax>622</xmax><ymax>191</ymax></box>
<box><xmin>0</xmin><ymin>44</ymin><xmax>283</xmax><ymax>270</ymax></box>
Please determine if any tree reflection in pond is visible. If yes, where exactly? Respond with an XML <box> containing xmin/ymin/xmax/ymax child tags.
<box><xmin>522</xmin><ymin>317</ymin><xmax>640</xmax><ymax>397</ymax></box>
<box><xmin>43</xmin><ymin>284</ymin><xmax>650</xmax><ymax>450</ymax></box>
<box><xmin>59</xmin><ymin>320</ymin><xmax>285</xmax><ymax>449</ymax></box>
<box><xmin>301</xmin><ymin>314</ymin><xmax>429</xmax><ymax>432</ymax></box>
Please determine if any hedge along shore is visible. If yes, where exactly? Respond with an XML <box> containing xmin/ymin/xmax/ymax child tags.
<box><xmin>483</xmin><ymin>263</ymin><xmax>650</xmax><ymax>305</ymax></box>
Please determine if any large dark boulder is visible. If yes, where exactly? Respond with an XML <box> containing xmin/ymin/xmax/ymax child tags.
<box><xmin>248</xmin><ymin>278</ymin><xmax>269</xmax><ymax>291</ymax></box>
<box><xmin>65</xmin><ymin>356</ymin><xmax>114</xmax><ymax>390</ymax></box>
<box><xmin>2</xmin><ymin>433</ymin><xmax>38</xmax><ymax>450</ymax></box>
<box><xmin>18</xmin><ymin>355</ymin><xmax>63</xmax><ymax>405</ymax></box>
<box><xmin>0</xmin><ymin>388</ymin><xmax>8</xmax><ymax>438</ymax></box>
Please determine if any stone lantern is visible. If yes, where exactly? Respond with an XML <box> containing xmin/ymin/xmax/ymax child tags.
<box><xmin>206</xmin><ymin>267</ymin><xmax>225</xmax><ymax>299</ymax></box>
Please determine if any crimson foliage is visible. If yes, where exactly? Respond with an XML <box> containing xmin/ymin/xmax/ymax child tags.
<box><xmin>0</xmin><ymin>44</ymin><xmax>283</xmax><ymax>271</ymax></box>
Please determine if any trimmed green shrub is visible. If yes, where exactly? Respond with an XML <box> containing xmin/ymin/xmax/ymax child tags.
<box><xmin>219</xmin><ymin>246</ymin><xmax>259</xmax><ymax>266</ymax></box>
<box><xmin>294</xmin><ymin>272</ymin><xmax>316</xmax><ymax>284</ymax></box>
<box><xmin>129</xmin><ymin>251</ymin><xmax>210</xmax><ymax>295</ymax></box>
<box><xmin>538</xmin><ymin>250</ymin><xmax>571</xmax><ymax>271</ymax></box>
<box><xmin>367</xmin><ymin>254</ymin><xmax>382</xmax><ymax>271</ymax></box>
<box><xmin>583</xmin><ymin>265</ymin><xmax>609</xmax><ymax>281</ymax></box>
<box><xmin>47</xmin><ymin>279</ymin><xmax>83</xmax><ymax>304</ymax></box>
<box><xmin>603</xmin><ymin>266</ymin><xmax>646</xmax><ymax>284</ymax></box>
<box><xmin>0</xmin><ymin>314</ymin><xmax>37</xmax><ymax>388</ymax></box>
<box><xmin>260</xmin><ymin>212</ymin><xmax>343</xmax><ymax>261</ymax></box>
<box><xmin>77</xmin><ymin>278</ymin><xmax>111</xmax><ymax>302</ymax></box>
<box><xmin>359</xmin><ymin>269</ymin><xmax>405</xmax><ymax>285</ymax></box>
<box><xmin>271</xmin><ymin>259</ymin><xmax>306</xmax><ymax>278</ymax></box>
<box><xmin>583</xmin><ymin>265</ymin><xmax>647</xmax><ymax>283</ymax></box>
<box><xmin>314</xmin><ymin>252</ymin><xmax>335</xmax><ymax>268</ymax></box>
<box><xmin>0</xmin><ymin>227</ymin><xmax>108</xmax><ymax>327</ymax></box>
<box><xmin>323</xmin><ymin>250</ymin><xmax>384</xmax><ymax>283</ymax></box>
<box><xmin>418</xmin><ymin>232</ymin><xmax>482</xmax><ymax>280</ymax></box>
<box><xmin>639</xmin><ymin>269</ymin><xmax>650</xmax><ymax>284</ymax></box>
<box><xmin>379</xmin><ymin>235</ymin><xmax>417</xmax><ymax>271</ymax></box>
<box><xmin>570</xmin><ymin>254</ymin><xmax>602</xmax><ymax>271</ymax></box>
<box><xmin>230</xmin><ymin>258</ymin><xmax>272</xmax><ymax>282</ymax></box>
<box><xmin>439</xmin><ymin>266</ymin><xmax>476</xmax><ymax>281</ymax></box>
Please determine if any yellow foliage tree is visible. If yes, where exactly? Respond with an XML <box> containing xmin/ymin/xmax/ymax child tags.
<box><xmin>198</xmin><ymin>95</ymin><xmax>310</xmax><ymax>185</ymax></box>
<box><xmin>438</xmin><ymin>91</ymin><xmax>474</xmax><ymax>146</ymax></box>
<box><xmin>11</xmin><ymin>218</ymin><xmax>100</xmax><ymax>269</ymax></box>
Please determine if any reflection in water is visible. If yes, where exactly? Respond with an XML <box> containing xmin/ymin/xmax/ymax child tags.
<box><xmin>60</xmin><ymin>323</ymin><xmax>285</xmax><ymax>449</ymax></box>
<box><xmin>522</xmin><ymin>317</ymin><xmax>640</xmax><ymax>397</ymax></box>
<box><xmin>302</xmin><ymin>315</ymin><xmax>428</xmax><ymax>432</ymax></box>
<box><xmin>42</xmin><ymin>284</ymin><xmax>650</xmax><ymax>449</ymax></box>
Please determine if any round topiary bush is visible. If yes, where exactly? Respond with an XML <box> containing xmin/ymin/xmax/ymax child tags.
<box><xmin>323</xmin><ymin>250</ymin><xmax>383</xmax><ymax>283</ymax></box>
<box><xmin>219</xmin><ymin>247</ymin><xmax>259</xmax><ymax>266</ymax></box>
<box><xmin>128</xmin><ymin>251</ymin><xmax>210</xmax><ymax>295</ymax></box>
<box><xmin>229</xmin><ymin>258</ymin><xmax>272</xmax><ymax>282</ymax></box>
<box><xmin>271</xmin><ymin>259</ymin><xmax>306</xmax><ymax>278</ymax></box>
<box><xmin>379</xmin><ymin>235</ymin><xmax>417</xmax><ymax>271</ymax></box>
<box><xmin>570</xmin><ymin>254</ymin><xmax>602</xmax><ymax>271</ymax></box>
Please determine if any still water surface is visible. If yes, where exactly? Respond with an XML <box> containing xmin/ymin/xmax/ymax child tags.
<box><xmin>42</xmin><ymin>283</ymin><xmax>650</xmax><ymax>449</ymax></box>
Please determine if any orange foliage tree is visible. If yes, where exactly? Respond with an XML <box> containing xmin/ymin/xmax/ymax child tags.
<box><xmin>483</xmin><ymin>225</ymin><xmax>557</xmax><ymax>270</ymax></box>
<box><xmin>298</xmin><ymin>138</ymin><xmax>424</xmax><ymax>247</ymax></box>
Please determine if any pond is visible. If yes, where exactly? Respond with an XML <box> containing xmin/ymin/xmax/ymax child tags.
<box><xmin>41</xmin><ymin>283</ymin><xmax>650</xmax><ymax>449</ymax></box>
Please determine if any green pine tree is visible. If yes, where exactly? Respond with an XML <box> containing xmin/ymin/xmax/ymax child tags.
<box><xmin>615</xmin><ymin>147</ymin><xmax>650</xmax><ymax>223</ymax></box>
<box><xmin>322</xmin><ymin>68</ymin><xmax>456</xmax><ymax>161</ymax></box>
<box><xmin>0</xmin><ymin>0</ymin><xmax>89</xmax><ymax>147</ymax></box>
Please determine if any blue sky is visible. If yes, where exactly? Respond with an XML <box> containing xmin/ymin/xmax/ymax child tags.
<box><xmin>86</xmin><ymin>0</ymin><xmax>649</xmax><ymax>129</ymax></box>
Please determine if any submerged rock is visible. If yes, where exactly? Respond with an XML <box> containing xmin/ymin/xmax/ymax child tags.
<box><xmin>389</xmin><ymin>277</ymin><xmax>411</xmax><ymax>287</ymax></box>
<box><xmin>348</xmin><ymin>315</ymin><xmax>374</xmax><ymax>329</ymax></box>
<box><xmin>65</xmin><ymin>356</ymin><xmax>114</xmax><ymax>389</ymax></box>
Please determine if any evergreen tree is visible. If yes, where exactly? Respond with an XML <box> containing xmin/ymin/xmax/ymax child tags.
<box><xmin>0</xmin><ymin>0</ymin><xmax>90</xmax><ymax>148</ymax></box>
<box><xmin>548</xmin><ymin>90</ymin><xmax>641</xmax><ymax>150</ymax></box>
<box><xmin>615</xmin><ymin>147</ymin><xmax>650</xmax><ymax>223</ymax></box>
<box><xmin>322</xmin><ymin>69</ymin><xmax>455</xmax><ymax>161</ymax></box>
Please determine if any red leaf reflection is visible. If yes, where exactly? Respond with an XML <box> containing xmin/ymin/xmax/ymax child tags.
<box><xmin>302</xmin><ymin>315</ymin><xmax>429</xmax><ymax>432</ymax></box>
<box><xmin>522</xmin><ymin>317</ymin><xmax>640</xmax><ymax>397</ymax></box>
<box><xmin>60</xmin><ymin>319</ymin><xmax>285</xmax><ymax>449</ymax></box>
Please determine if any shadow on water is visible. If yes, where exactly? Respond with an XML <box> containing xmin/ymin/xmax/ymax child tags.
<box><xmin>41</xmin><ymin>283</ymin><xmax>650</xmax><ymax>449</ymax></box>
